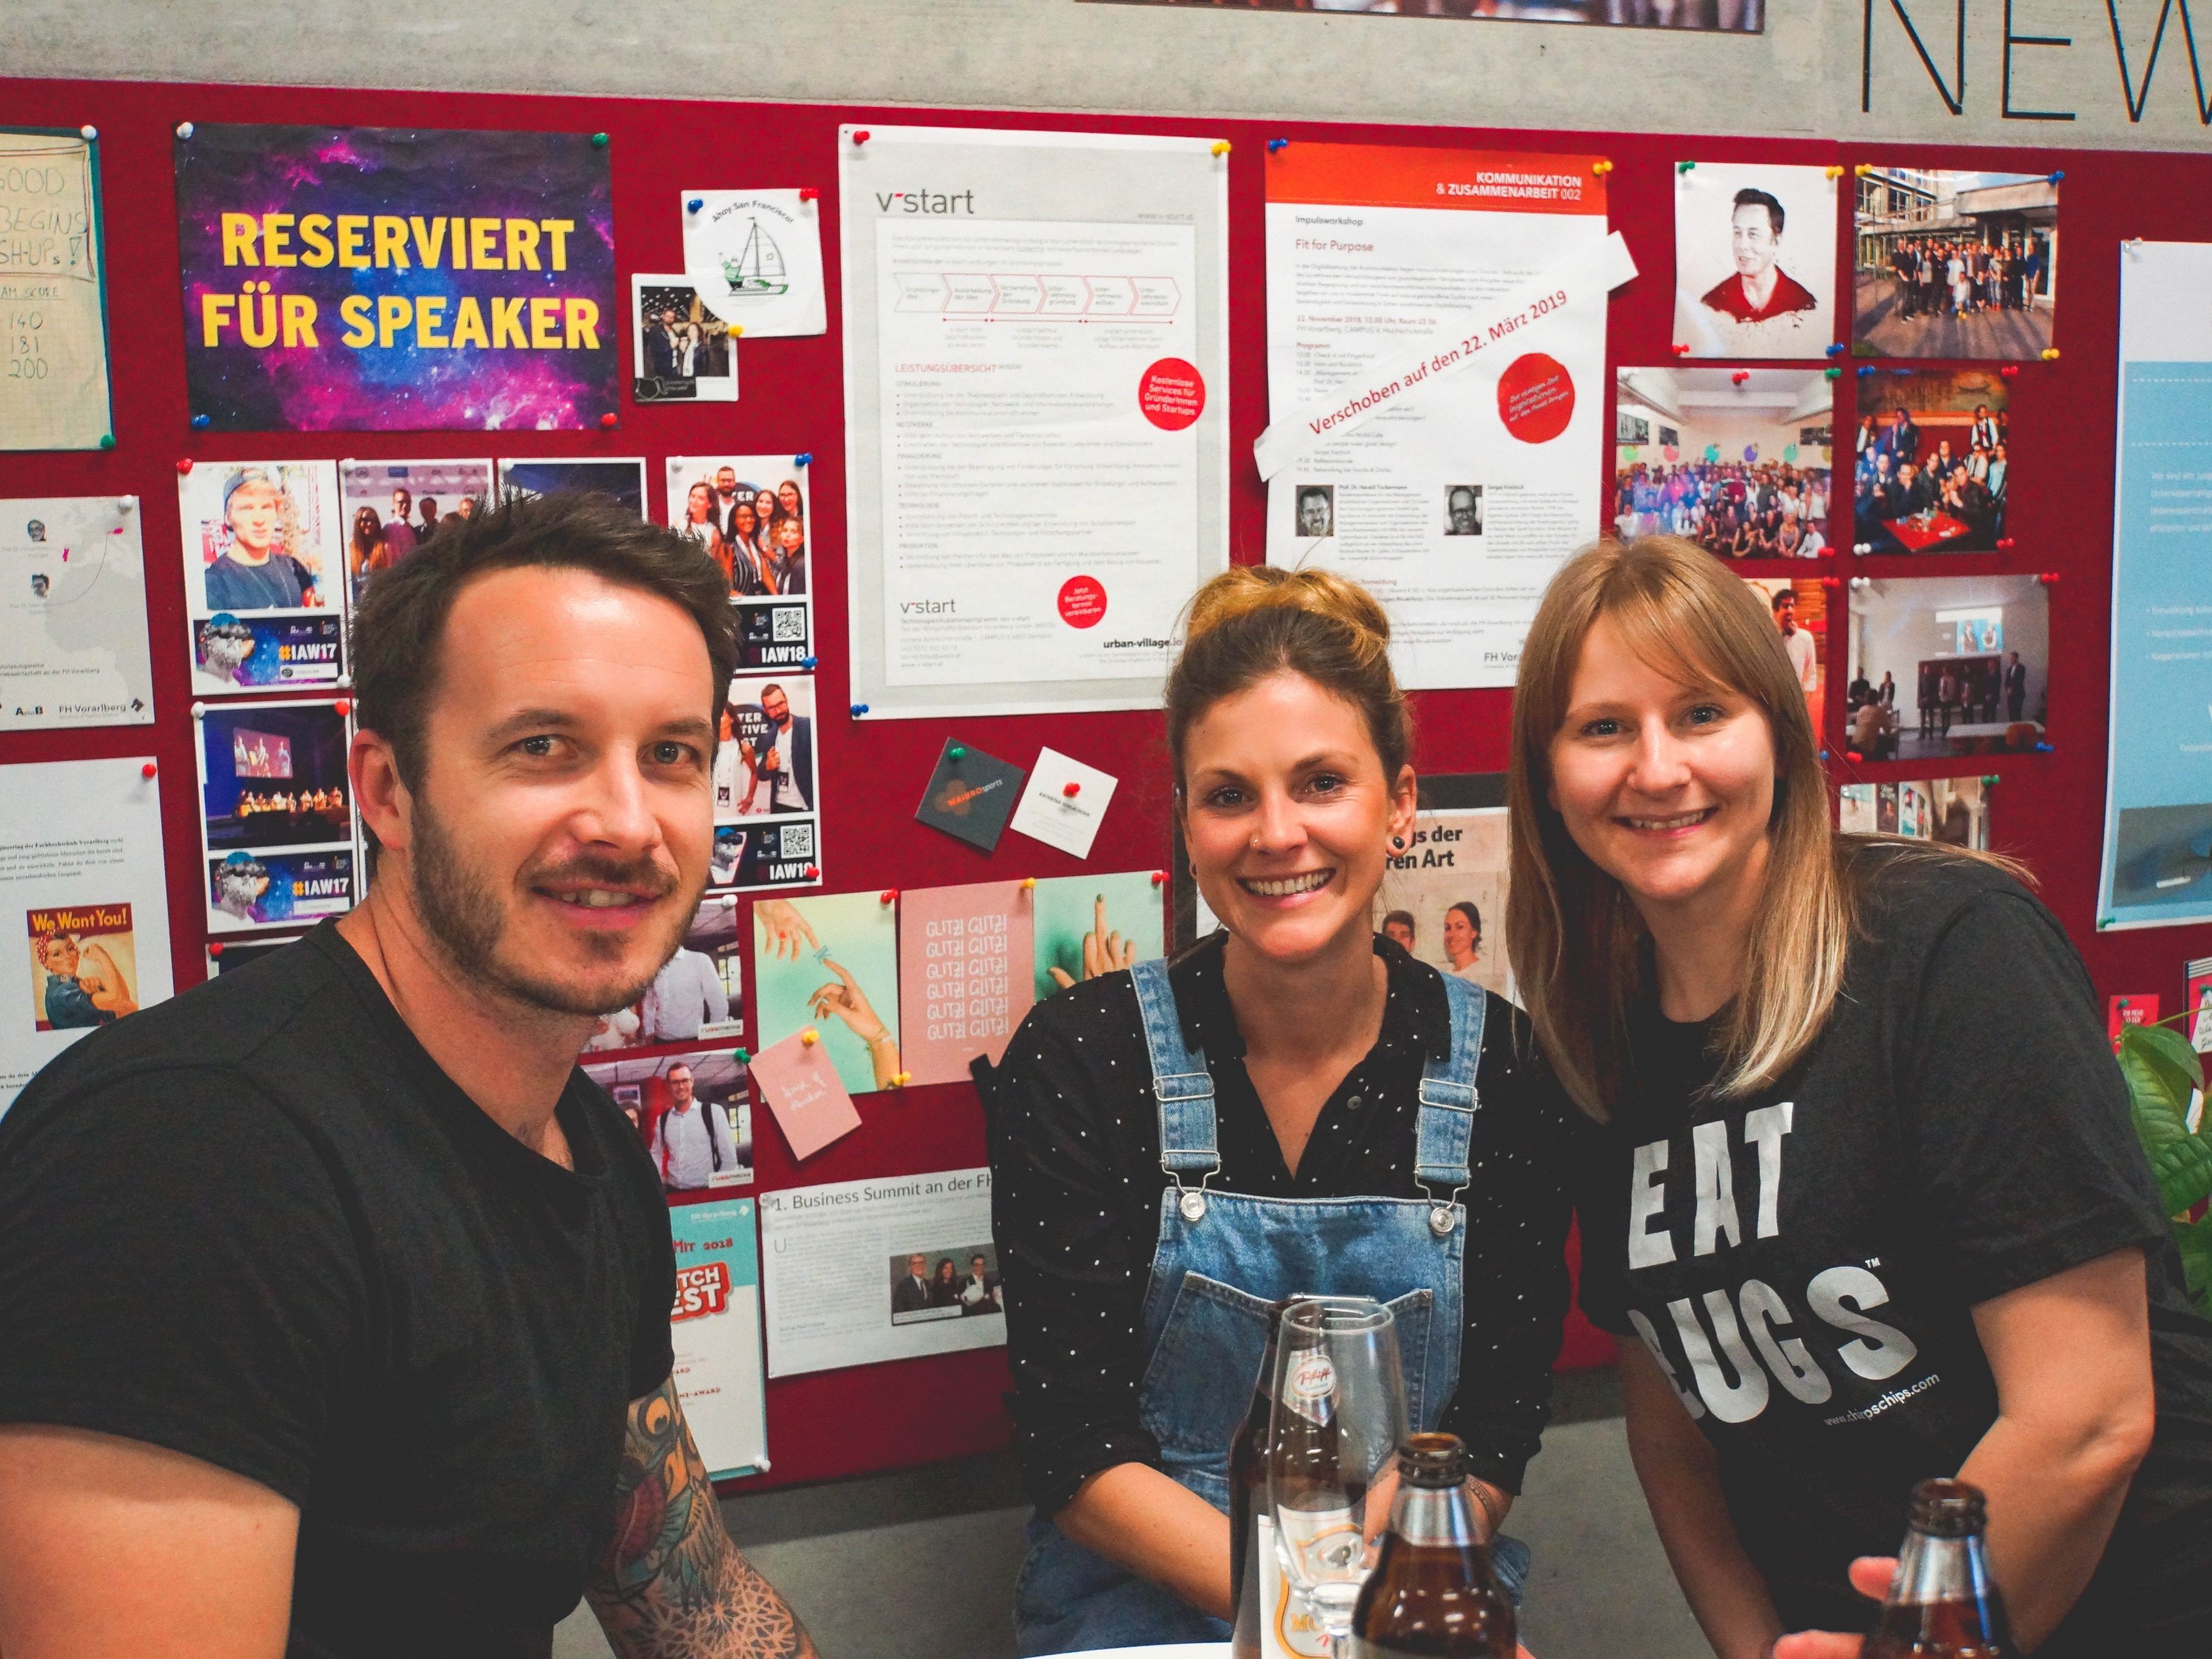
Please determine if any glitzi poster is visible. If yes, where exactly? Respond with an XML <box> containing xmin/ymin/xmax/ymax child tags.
<box><xmin>173</xmin><ymin>123</ymin><xmax>617</xmax><ymax>432</ymax></box>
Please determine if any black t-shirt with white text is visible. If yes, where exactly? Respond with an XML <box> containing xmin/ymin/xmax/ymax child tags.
<box><xmin>0</xmin><ymin>925</ymin><xmax>677</xmax><ymax>1658</ymax></box>
<box><xmin>1578</xmin><ymin>847</ymin><xmax>2212</xmax><ymax>1650</ymax></box>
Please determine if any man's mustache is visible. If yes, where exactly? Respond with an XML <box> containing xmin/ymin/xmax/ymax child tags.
<box><xmin>522</xmin><ymin>857</ymin><xmax>680</xmax><ymax>898</ymax></box>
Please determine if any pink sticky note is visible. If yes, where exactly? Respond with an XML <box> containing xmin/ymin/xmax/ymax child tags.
<box><xmin>747</xmin><ymin>1030</ymin><xmax>863</xmax><ymax>1160</ymax></box>
<box><xmin>897</xmin><ymin>880</ymin><xmax>1036</xmax><ymax>1088</ymax></box>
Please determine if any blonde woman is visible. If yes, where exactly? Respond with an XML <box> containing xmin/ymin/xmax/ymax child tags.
<box><xmin>1505</xmin><ymin>536</ymin><xmax>2212</xmax><ymax>1658</ymax></box>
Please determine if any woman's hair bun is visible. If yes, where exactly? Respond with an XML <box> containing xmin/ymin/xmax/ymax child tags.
<box><xmin>1184</xmin><ymin>564</ymin><xmax>1391</xmax><ymax>651</ymax></box>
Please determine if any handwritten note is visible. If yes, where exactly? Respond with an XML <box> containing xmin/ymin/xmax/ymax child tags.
<box><xmin>746</xmin><ymin>1029</ymin><xmax>862</xmax><ymax>1160</ymax></box>
<box><xmin>0</xmin><ymin>131</ymin><xmax>111</xmax><ymax>451</ymax></box>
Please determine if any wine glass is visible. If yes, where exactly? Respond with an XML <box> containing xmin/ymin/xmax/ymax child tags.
<box><xmin>1266</xmin><ymin>1297</ymin><xmax>1407</xmax><ymax>1655</ymax></box>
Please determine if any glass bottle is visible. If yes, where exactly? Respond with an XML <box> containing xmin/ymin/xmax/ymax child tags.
<box><xmin>1863</xmin><ymin>1478</ymin><xmax>2016</xmax><ymax>1659</ymax></box>
<box><xmin>1347</xmin><ymin>1432</ymin><xmax>1515</xmax><ymax>1658</ymax></box>
<box><xmin>1231</xmin><ymin>1299</ymin><xmax>1292</xmax><ymax>1658</ymax></box>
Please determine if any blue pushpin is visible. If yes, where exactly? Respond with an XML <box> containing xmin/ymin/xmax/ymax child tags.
<box><xmin>794</xmin><ymin>452</ymin><xmax>812</xmax><ymax>467</ymax></box>
<box><xmin>851</xmin><ymin>702</ymin><xmax>870</xmax><ymax>717</ymax></box>
<box><xmin>1818</xmin><ymin>748</ymin><xmax>1830</xmax><ymax>761</ymax></box>
<box><xmin>2035</xmin><ymin>741</ymin><xmax>2053</xmax><ymax>752</ymax></box>
<box><xmin>801</xmin><ymin>654</ymin><xmax>818</xmax><ymax>669</ymax></box>
<box><xmin>191</xmin><ymin>413</ymin><xmax>210</xmax><ymax>428</ymax></box>
<box><xmin>1268</xmin><ymin>138</ymin><xmax>1289</xmax><ymax>153</ymax></box>
<box><xmin>1825</xmin><ymin>343</ymin><xmax>1845</xmax><ymax>357</ymax></box>
<box><xmin>1855</xmin><ymin>366</ymin><xmax>1875</xmax><ymax>378</ymax></box>
<box><xmin>2047</xmin><ymin>169</ymin><xmax>2064</xmax><ymax>183</ymax></box>
<box><xmin>687</xmin><ymin>196</ymin><xmax>703</xmax><ymax>213</ymax></box>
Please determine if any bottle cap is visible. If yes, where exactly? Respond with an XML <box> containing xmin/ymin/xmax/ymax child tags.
<box><xmin>1396</xmin><ymin>1431</ymin><xmax>1467</xmax><ymax>1488</ymax></box>
<box><xmin>1907</xmin><ymin>1477</ymin><xmax>1988</xmax><ymax>1537</ymax></box>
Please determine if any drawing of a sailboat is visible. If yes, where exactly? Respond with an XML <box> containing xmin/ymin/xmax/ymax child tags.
<box><xmin>718</xmin><ymin>219</ymin><xmax>789</xmax><ymax>298</ymax></box>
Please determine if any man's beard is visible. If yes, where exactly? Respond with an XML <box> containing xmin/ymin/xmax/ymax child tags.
<box><xmin>408</xmin><ymin>793</ymin><xmax>696</xmax><ymax>1018</ymax></box>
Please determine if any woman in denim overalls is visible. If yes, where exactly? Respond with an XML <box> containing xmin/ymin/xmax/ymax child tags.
<box><xmin>985</xmin><ymin>567</ymin><xmax>1575</xmax><ymax>1655</ymax></box>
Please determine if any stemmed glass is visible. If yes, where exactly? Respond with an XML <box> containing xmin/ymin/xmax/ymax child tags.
<box><xmin>1265</xmin><ymin>1297</ymin><xmax>1407</xmax><ymax>1655</ymax></box>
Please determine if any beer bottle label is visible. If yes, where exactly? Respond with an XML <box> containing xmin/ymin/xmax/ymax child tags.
<box><xmin>1255</xmin><ymin>1514</ymin><xmax>1334</xmax><ymax>1659</ymax></box>
<box><xmin>1282</xmin><ymin>1351</ymin><xmax>1337</xmax><ymax>1426</ymax></box>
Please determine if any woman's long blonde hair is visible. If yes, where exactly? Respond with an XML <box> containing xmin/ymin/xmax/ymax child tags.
<box><xmin>1506</xmin><ymin>538</ymin><xmax>1851</xmax><ymax>1120</ymax></box>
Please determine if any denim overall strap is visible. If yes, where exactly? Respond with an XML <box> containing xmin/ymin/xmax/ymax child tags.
<box><xmin>1131</xmin><ymin>956</ymin><xmax>1219</xmax><ymax>1192</ymax></box>
<box><xmin>1414</xmin><ymin>974</ymin><xmax>1486</xmax><ymax>1231</ymax></box>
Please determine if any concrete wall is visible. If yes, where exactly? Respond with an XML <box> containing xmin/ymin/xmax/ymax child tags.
<box><xmin>12</xmin><ymin>0</ymin><xmax>2212</xmax><ymax>151</ymax></box>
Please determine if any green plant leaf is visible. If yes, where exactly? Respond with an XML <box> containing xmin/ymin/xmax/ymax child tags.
<box><xmin>2152</xmin><ymin>1134</ymin><xmax>2212</xmax><ymax>1219</ymax></box>
<box><xmin>2120</xmin><ymin>1038</ymin><xmax>2193</xmax><ymax>1148</ymax></box>
<box><xmin>2127</xmin><ymin>1020</ymin><xmax>2205</xmax><ymax>1092</ymax></box>
<box><xmin>2175</xmin><ymin>1216</ymin><xmax>2212</xmax><ymax>1310</ymax></box>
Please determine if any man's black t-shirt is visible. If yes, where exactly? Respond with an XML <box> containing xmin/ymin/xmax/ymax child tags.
<box><xmin>1577</xmin><ymin>846</ymin><xmax>2212</xmax><ymax>1652</ymax></box>
<box><xmin>0</xmin><ymin>924</ymin><xmax>677</xmax><ymax>1658</ymax></box>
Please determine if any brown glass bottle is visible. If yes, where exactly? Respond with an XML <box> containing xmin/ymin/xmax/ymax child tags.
<box><xmin>1347</xmin><ymin>1432</ymin><xmax>1515</xmax><ymax>1658</ymax></box>
<box><xmin>1230</xmin><ymin>1299</ymin><xmax>1292</xmax><ymax>1659</ymax></box>
<box><xmin>1863</xmin><ymin>1479</ymin><xmax>2015</xmax><ymax>1659</ymax></box>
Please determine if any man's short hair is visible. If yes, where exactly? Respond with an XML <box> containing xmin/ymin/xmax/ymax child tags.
<box><xmin>760</xmin><ymin>682</ymin><xmax>786</xmax><ymax>704</ymax></box>
<box><xmin>350</xmin><ymin>491</ymin><xmax>736</xmax><ymax>838</ymax></box>
<box><xmin>1770</xmin><ymin>588</ymin><xmax>1793</xmax><ymax>612</ymax></box>
<box><xmin>1297</xmin><ymin>487</ymin><xmax>1328</xmax><ymax>509</ymax></box>
<box><xmin>1733</xmin><ymin>188</ymin><xmax>1785</xmax><ymax>237</ymax></box>
<box><xmin>1383</xmin><ymin>909</ymin><xmax>1416</xmax><ymax>933</ymax></box>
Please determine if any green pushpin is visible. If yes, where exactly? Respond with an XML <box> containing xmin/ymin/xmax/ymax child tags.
<box><xmin>948</xmin><ymin>744</ymin><xmax>966</xmax><ymax>762</ymax></box>
<box><xmin>98</xmin><ymin>433</ymin><xmax>115</xmax><ymax>449</ymax></box>
<box><xmin>591</xmin><ymin>132</ymin><xmax>609</xmax><ymax>148</ymax></box>
<box><xmin>733</xmin><ymin>1047</ymin><xmax>750</xmax><ymax>1064</ymax></box>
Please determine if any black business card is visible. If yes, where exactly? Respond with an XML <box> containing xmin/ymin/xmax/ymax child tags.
<box><xmin>915</xmin><ymin>739</ymin><xmax>1025</xmax><ymax>853</ymax></box>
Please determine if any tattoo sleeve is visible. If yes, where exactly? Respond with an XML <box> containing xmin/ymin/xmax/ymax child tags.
<box><xmin>586</xmin><ymin>1378</ymin><xmax>819</xmax><ymax>1658</ymax></box>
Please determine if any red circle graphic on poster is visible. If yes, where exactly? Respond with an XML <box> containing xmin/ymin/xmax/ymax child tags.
<box><xmin>1497</xmin><ymin>352</ymin><xmax>1575</xmax><ymax>445</ymax></box>
<box><xmin>1138</xmin><ymin>358</ymin><xmax>1205</xmax><ymax>431</ymax></box>
<box><xmin>1058</xmin><ymin>575</ymin><xmax>1108</xmax><ymax>629</ymax></box>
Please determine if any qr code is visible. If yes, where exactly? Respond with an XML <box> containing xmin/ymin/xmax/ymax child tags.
<box><xmin>773</xmin><ymin>607</ymin><xmax>806</xmax><ymax>644</ymax></box>
<box><xmin>780</xmin><ymin>823</ymin><xmax>815</xmax><ymax>860</ymax></box>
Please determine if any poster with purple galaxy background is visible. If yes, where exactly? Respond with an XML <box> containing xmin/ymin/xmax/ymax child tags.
<box><xmin>174</xmin><ymin>124</ymin><xmax>617</xmax><ymax>432</ymax></box>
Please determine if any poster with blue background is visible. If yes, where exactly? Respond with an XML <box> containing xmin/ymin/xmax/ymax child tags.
<box><xmin>2099</xmin><ymin>242</ymin><xmax>2212</xmax><ymax>929</ymax></box>
<box><xmin>174</xmin><ymin>123</ymin><xmax>616</xmax><ymax>431</ymax></box>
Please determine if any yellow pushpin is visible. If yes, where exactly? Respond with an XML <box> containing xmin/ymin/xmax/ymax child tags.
<box><xmin>1591</xmin><ymin>159</ymin><xmax>1612</xmax><ymax>176</ymax></box>
<box><xmin>893</xmin><ymin>1072</ymin><xmax>912</xmax><ymax>1087</ymax></box>
<box><xmin>801</xmin><ymin>1028</ymin><xmax>819</xmax><ymax>1046</ymax></box>
<box><xmin>1824</xmin><ymin>165</ymin><xmax>1844</xmax><ymax>179</ymax></box>
<box><xmin>1211</xmin><ymin>140</ymin><xmax>1231</xmax><ymax>157</ymax></box>
<box><xmin>728</xmin><ymin>324</ymin><xmax>744</xmax><ymax>338</ymax></box>
<box><xmin>1020</xmin><ymin>877</ymin><xmax>1037</xmax><ymax>890</ymax></box>
<box><xmin>2041</xmin><ymin>347</ymin><xmax>2061</xmax><ymax>361</ymax></box>
<box><xmin>1854</xmin><ymin>163</ymin><xmax>1873</xmax><ymax>176</ymax></box>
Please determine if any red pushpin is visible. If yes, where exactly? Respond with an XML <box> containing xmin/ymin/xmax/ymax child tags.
<box><xmin>852</xmin><ymin>129</ymin><xmax>871</xmax><ymax>145</ymax></box>
<box><xmin>1996</xmin><ymin>537</ymin><xmax>2016</xmax><ymax>550</ymax></box>
<box><xmin>804</xmin><ymin>864</ymin><xmax>820</xmax><ymax>880</ymax></box>
<box><xmin>799</xmin><ymin>186</ymin><xmax>819</xmax><ymax>202</ymax></box>
<box><xmin>1150</xmin><ymin>871</ymin><xmax>1166</xmax><ymax>886</ymax></box>
<box><xmin>1846</xmin><ymin>750</ymin><xmax>1864</xmax><ymax>763</ymax></box>
<box><xmin>2000</xmin><ymin>365</ymin><xmax>2019</xmax><ymax>380</ymax></box>
<box><xmin>1062</xmin><ymin>781</ymin><xmax>1080</xmax><ymax>798</ymax></box>
<box><xmin>2039</xmin><ymin>571</ymin><xmax>2060</xmax><ymax>584</ymax></box>
<box><xmin>176</xmin><ymin>458</ymin><xmax>194</xmax><ymax>474</ymax></box>
<box><xmin>1731</xmin><ymin>370</ymin><xmax>1750</xmax><ymax>385</ymax></box>
<box><xmin>333</xmin><ymin>697</ymin><xmax>351</xmax><ymax>715</ymax></box>
<box><xmin>1820</xmin><ymin>575</ymin><xmax>1841</xmax><ymax>588</ymax></box>
<box><xmin>1672</xmin><ymin>343</ymin><xmax>1691</xmax><ymax>356</ymax></box>
<box><xmin>140</xmin><ymin>761</ymin><xmax>157</xmax><ymax>779</ymax></box>
<box><xmin>207</xmin><ymin>942</ymin><xmax>224</xmax><ymax>957</ymax></box>
<box><xmin>879</xmin><ymin>889</ymin><xmax>897</xmax><ymax>905</ymax></box>
<box><xmin>598</xmin><ymin>412</ymin><xmax>618</xmax><ymax>429</ymax></box>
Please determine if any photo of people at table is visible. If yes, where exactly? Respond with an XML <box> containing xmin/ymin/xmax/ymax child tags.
<box><xmin>1846</xmin><ymin>573</ymin><xmax>2048</xmax><ymax>761</ymax></box>
<box><xmin>888</xmin><ymin>1242</ymin><xmax>1001</xmax><ymax>1325</ymax></box>
<box><xmin>1854</xmin><ymin>369</ymin><xmax>2010</xmax><ymax>553</ymax></box>
<box><xmin>198</xmin><ymin>702</ymin><xmax>353</xmax><ymax>853</ymax></box>
<box><xmin>663</xmin><ymin>456</ymin><xmax>809</xmax><ymax>598</ymax></box>
<box><xmin>1612</xmin><ymin>368</ymin><xmax>1830</xmax><ymax>558</ymax></box>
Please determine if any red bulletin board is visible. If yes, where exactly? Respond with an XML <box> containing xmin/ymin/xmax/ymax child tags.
<box><xmin>4</xmin><ymin>75</ymin><xmax>2207</xmax><ymax>1494</ymax></box>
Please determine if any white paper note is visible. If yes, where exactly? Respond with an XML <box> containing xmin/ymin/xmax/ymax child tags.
<box><xmin>1008</xmin><ymin>747</ymin><xmax>1117</xmax><ymax>859</ymax></box>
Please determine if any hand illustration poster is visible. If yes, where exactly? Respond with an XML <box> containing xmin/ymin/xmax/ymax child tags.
<box><xmin>1032</xmin><ymin>872</ymin><xmax>1163</xmax><ymax>1002</ymax></box>
<box><xmin>0</xmin><ymin>496</ymin><xmax>152</xmax><ymax>728</ymax></box>
<box><xmin>1</xmin><ymin>129</ymin><xmax>112</xmax><ymax>451</ymax></box>
<box><xmin>173</xmin><ymin>123</ymin><xmax>617</xmax><ymax>431</ymax></box>
<box><xmin>0</xmin><ymin>756</ymin><xmax>173</xmax><ymax>1112</ymax></box>
<box><xmin>752</xmin><ymin>892</ymin><xmax>902</xmax><ymax>1095</ymax></box>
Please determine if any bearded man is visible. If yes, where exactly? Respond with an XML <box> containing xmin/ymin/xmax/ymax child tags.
<box><xmin>0</xmin><ymin>493</ymin><xmax>815</xmax><ymax>1658</ymax></box>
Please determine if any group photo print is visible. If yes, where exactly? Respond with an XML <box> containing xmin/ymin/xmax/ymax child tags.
<box><xmin>1852</xmin><ymin>168</ymin><xmax>2059</xmax><ymax>360</ymax></box>
<box><xmin>1853</xmin><ymin>369</ymin><xmax>2011</xmax><ymax>554</ymax></box>
<box><xmin>663</xmin><ymin>455</ymin><xmax>810</xmax><ymax>598</ymax></box>
<box><xmin>888</xmin><ymin>1242</ymin><xmax>1002</xmax><ymax>1325</ymax></box>
<box><xmin>1845</xmin><ymin>573</ymin><xmax>2050</xmax><ymax>761</ymax></box>
<box><xmin>1613</xmin><ymin>366</ymin><xmax>1831</xmax><ymax>557</ymax></box>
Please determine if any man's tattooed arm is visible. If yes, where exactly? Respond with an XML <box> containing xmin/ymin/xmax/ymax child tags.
<box><xmin>586</xmin><ymin>1378</ymin><xmax>820</xmax><ymax>1658</ymax></box>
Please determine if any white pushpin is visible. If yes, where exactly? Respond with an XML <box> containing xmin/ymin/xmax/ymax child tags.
<box><xmin>79</xmin><ymin>125</ymin><xmax>97</xmax><ymax>141</ymax></box>
<box><xmin>175</xmin><ymin>121</ymin><xmax>195</xmax><ymax>140</ymax></box>
<box><xmin>115</xmin><ymin>494</ymin><xmax>136</xmax><ymax>513</ymax></box>
<box><xmin>190</xmin><ymin>702</ymin><xmax>207</xmax><ymax>719</ymax></box>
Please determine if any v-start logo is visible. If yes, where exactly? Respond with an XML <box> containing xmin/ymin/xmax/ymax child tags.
<box><xmin>874</xmin><ymin>188</ymin><xmax>977</xmax><ymax>216</ymax></box>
